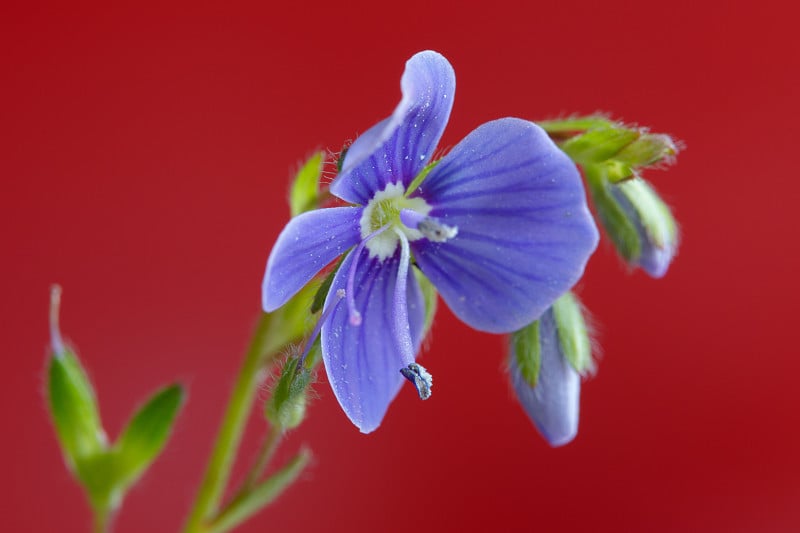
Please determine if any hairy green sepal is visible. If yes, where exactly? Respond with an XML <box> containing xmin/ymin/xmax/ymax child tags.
<box><xmin>512</xmin><ymin>320</ymin><xmax>541</xmax><ymax>388</ymax></box>
<box><xmin>552</xmin><ymin>292</ymin><xmax>593</xmax><ymax>375</ymax></box>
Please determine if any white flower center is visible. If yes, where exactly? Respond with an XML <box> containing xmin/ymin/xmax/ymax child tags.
<box><xmin>359</xmin><ymin>182</ymin><xmax>432</xmax><ymax>260</ymax></box>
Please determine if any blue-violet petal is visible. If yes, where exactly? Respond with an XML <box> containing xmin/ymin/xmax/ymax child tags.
<box><xmin>321</xmin><ymin>250</ymin><xmax>425</xmax><ymax>433</ymax></box>
<box><xmin>330</xmin><ymin>50</ymin><xmax>455</xmax><ymax>205</ymax></box>
<box><xmin>412</xmin><ymin>118</ymin><xmax>599</xmax><ymax>333</ymax></box>
<box><xmin>262</xmin><ymin>207</ymin><xmax>362</xmax><ymax>312</ymax></box>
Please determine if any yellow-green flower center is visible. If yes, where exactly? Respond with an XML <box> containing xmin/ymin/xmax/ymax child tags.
<box><xmin>360</xmin><ymin>182</ymin><xmax>432</xmax><ymax>260</ymax></box>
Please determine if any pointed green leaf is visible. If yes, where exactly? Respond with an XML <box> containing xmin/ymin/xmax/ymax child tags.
<box><xmin>113</xmin><ymin>384</ymin><xmax>185</xmax><ymax>488</ymax></box>
<box><xmin>289</xmin><ymin>151</ymin><xmax>324</xmax><ymax>217</ymax></box>
<box><xmin>552</xmin><ymin>292</ymin><xmax>594</xmax><ymax>375</ymax></box>
<box><xmin>512</xmin><ymin>320</ymin><xmax>541</xmax><ymax>388</ymax></box>
<box><xmin>47</xmin><ymin>350</ymin><xmax>107</xmax><ymax>470</ymax></box>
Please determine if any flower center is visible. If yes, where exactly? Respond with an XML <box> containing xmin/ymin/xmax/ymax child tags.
<box><xmin>359</xmin><ymin>182</ymin><xmax>432</xmax><ymax>260</ymax></box>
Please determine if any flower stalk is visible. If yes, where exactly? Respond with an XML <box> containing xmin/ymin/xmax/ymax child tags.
<box><xmin>182</xmin><ymin>312</ymin><xmax>276</xmax><ymax>533</ymax></box>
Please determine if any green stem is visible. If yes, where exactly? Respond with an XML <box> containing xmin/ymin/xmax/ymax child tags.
<box><xmin>208</xmin><ymin>449</ymin><xmax>312</xmax><ymax>533</ymax></box>
<box><xmin>241</xmin><ymin>424</ymin><xmax>283</xmax><ymax>491</ymax></box>
<box><xmin>182</xmin><ymin>313</ymin><xmax>279</xmax><ymax>533</ymax></box>
<box><xmin>92</xmin><ymin>503</ymin><xmax>113</xmax><ymax>533</ymax></box>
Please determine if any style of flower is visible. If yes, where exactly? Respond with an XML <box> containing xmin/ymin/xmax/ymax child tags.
<box><xmin>262</xmin><ymin>51</ymin><xmax>598</xmax><ymax>433</ymax></box>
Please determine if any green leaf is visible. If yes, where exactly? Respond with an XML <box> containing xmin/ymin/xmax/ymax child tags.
<box><xmin>561</xmin><ymin>127</ymin><xmax>640</xmax><ymax>166</ymax></box>
<box><xmin>585</xmin><ymin>165</ymin><xmax>642</xmax><ymax>262</ymax></box>
<box><xmin>512</xmin><ymin>320</ymin><xmax>541</xmax><ymax>388</ymax></box>
<box><xmin>210</xmin><ymin>448</ymin><xmax>312</xmax><ymax>533</ymax></box>
<box><xmin>413</xmin><ymin>266</ymin><xmax>438</xmax><ymax>338</ymax></box>
<box><xmin>289</xmin><ymin>151</ymin><xmax>324</xmax><ymax>217</ymax></box>
<box><xmin>47</xmin><ymin>350</ymin><xmax>107</xmax><ymax>471</ymax></box>
<box><xmin>73</xmin><ymin>450</ymin><xmax>122</xmax><ymax>514</ymax></box>
<box><xmin>113</xmin><ymin>384</ymin><xmax>185</xmax><ymax>489</ymax></box>
<box><xmin>552</xmin><ymin>292</ymin><xmax>594</xmax><ymax>375</ymax></box>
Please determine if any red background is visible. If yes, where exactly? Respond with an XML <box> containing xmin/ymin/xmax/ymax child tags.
<box><xmin>3</xmin><ymin>1</ymin><xmax>798</xmax><ymax>532</ymax></box>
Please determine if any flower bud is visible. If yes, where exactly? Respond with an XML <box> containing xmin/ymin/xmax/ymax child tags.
<box><xmin>265</xmin><ymin>356</ymin><xmax>312</xmax><ymax>430</ymax></box>
<box><xmin>509</xmin><ymin>292</ymin><xmax>593</xmax><ymax>447</ymax></box>
<box><xmin>589</xmin><ymin>172</ymin><xmax>678</xmax><ymax>278</ymax></box>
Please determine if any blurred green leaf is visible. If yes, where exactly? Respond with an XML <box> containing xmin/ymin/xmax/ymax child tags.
<box><xmin>113</xmin><ymin>384</ymin><xmax>185</xmax><ymax>489</ymax></box>
<box><xmin>47</xmin><ymin>351</ymin><xmax>107</xmax><ymax>471</ymax></box>
<box><xmin>512</xmin><ymin>320</ymin><xmax>541</xmax><ymax>388</ymax></box>
<box><xmin>289</xmin><ymin>151</ymin><xmax>324</xmax><ymax>217</ymax></box>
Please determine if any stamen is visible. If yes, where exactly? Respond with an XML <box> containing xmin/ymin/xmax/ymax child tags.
<box><xmin>399</xmin><ymin>208</ymin><xmax>426</xmax><ymax>230</ymax></box>
<box><xmin>400</xmin><ymin>363</ymin><xmax>434</xmax><ymax>400</ymax></box>
<box><xmin>418</xmin><ymin>217</ymin><xmax>458</xmax><ymax>242</ymax></box>
<box><xmin>399</xmin><ymin>208</ymin><xmax>458</xmax><ymax>243</ymax></box>
<box><xmin>346</xmin><ymin>225</ymin><xmax>390</xmax><ymax>326</ymax></box>
<box><xmin>297</xmin><ymin>288</ymin><xmax>346</xmax><ymax>370</ymax></box>
<box><xmin>392</xmin><ymin>229</ymin><xmax>434</xmax><ymax>400</ymax></box>
<box><xmin>392</xmin><ymin>228</ymin><xmax>415</xmax><ymax>366</ymax></box>
<box><xmin>49</xmin><ymin>284</ymin><xmax>65</xmax><ymax>358</ymax></box>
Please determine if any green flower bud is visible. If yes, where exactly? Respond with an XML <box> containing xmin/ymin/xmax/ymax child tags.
<box><xmin>587</xmin><ymin>168</ymin><xmax>678</xmax><ymax>278</ymax></box>
<box><xmin>265</xmin><ymin>357</ymin><xmax>312</xmax><ymax>430</ymax></box>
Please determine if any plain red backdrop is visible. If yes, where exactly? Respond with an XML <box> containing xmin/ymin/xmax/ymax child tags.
<box><xmin>2</xmin><ymin>1</ymin><xmax>798</xmax><ymax>532</ymax></box>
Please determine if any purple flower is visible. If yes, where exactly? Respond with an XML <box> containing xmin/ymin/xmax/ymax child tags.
<box><xmin>262</xmin><ymin>51</ymin><xmax>598</xmax><ymax>433</ymax></box>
